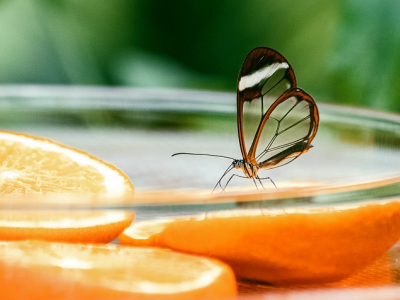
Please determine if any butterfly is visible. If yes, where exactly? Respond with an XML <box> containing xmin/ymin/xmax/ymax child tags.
<box><xmin>173</xmin><ymin>47</ymin><xmax>319</xmax><ymax>191</ymax></box>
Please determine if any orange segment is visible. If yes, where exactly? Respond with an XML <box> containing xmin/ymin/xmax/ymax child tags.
<box><xmin>0</xmin><ymin>210</ymin><xmax>135</xmax><ymax>243</ymax></box>
<box><xmin>120</xmin><ymin>218</ymin><xmax>174</xmax><ymax>246</ymax></box>
<box><xmin>0</xmin><ymin>131</ymin><xmax>134</xmax><ymax>197</ymax></box>
<box><xmin>0</xmin><ymin>240</ymin><xmax>237</xmax><ymax>299</ymax></box>
<box><xmin>120</xmin><ymin>200</ymin><xmax>400</xmax><ymax>286</ymax></box>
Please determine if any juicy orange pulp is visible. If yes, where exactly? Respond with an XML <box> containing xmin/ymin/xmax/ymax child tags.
<box><xmin>0</xmin><ymin>131</ymin><xmax>134</xmax><ymax>197</ymax></box>
<box><xmin>0</xmin><ymin>240</ymin><xmax>237</xmax><ymax>299</ymax></box>
<box><xmin>0</xmin><ymin>210</ymin><xmax>134</xmax><ymax>243</ymax></box>
<box><xmin>0</xmin><ymin>131</ymin><xmax>137</xmax><ymax>241</ymax></box>
<box><xmin>120</xmin><ymin>200</ymin><xmax>400</xmax><ymax>286</ymax></box>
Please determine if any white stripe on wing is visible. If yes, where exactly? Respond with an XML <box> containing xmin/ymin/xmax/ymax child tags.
<box><xmin>238</xmin><ymin>62</ymin><xmax>289</xmax><ymax>91</ymax></box>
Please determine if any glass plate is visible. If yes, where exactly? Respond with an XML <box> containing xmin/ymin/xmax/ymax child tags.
<box><xmin>1</xmin><ymin>85</ymin><xmax>400</xmax><ymax>210</ymax></box>
<box><xmin>2</xmin><ymin>85</ymin><xmax>400</xmax><ymax>298</ymax></box>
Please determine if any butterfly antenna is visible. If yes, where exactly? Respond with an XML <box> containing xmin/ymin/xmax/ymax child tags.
<box><xmin>172</xmin><ymin>152</ymin><xmax>236</xmax><ymax>160</ymax></box>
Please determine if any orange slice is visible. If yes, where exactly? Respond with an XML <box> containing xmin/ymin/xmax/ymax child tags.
<box><xmin>120</xmin><ymin>200</ymin><xmax>400</xmax><ymax>286</ymax></box>
<box><xmin>0</xmin><ymin>131</ymin><xmax>134</xmax><ymax>197</ymax></box>
<box><xmin>0</xmin><ymin>240</ymin><xmax>237</xmax><ymax>299</ymax></box>
<box><xmin>0</xmin><ymin>210</ymin><xmax>134</xmax><ymax>243</ymax></box>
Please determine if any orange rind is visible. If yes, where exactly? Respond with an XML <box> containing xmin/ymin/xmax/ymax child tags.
<box><xmin>120</xmin><ymin>200</ymin><xmax>400</xmax><ymax>285</ymax></box>
<box><xmin>0</xmin><ymin>210</ymin><xmax>135</xmax><ymax>243</ymax></box>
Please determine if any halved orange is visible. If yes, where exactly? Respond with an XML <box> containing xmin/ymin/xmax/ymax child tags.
<box><xmin>120</xmin><ymin>200</ymin><xmax>400</xmax><ymax>286</ymax></box>
<box><xmin>0</xmin><ymin>240</ymin><xmax>237</xmax><ymax>299</ymax></box>
<box><xmin>0</xmin><ymin>210</ymin><xmax>134</xmax><ymax>243</ymax></box>
<box><xmin>0</xmin><ymin>131</ymin><xmax>134</xmax><ymax>197</ymax></box>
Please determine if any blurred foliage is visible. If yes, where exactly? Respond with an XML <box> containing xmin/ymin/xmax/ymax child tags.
<box><xmin>0</xmin><ymin>0</ymin><xmax>399</xmax><ymax>112</ymax></box>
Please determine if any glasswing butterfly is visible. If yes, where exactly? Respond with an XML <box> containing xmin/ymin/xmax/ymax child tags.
<box><xmin>173</xmin><ymin>47</ymin><xmax>319</xmax><ymax>191</ymax></box>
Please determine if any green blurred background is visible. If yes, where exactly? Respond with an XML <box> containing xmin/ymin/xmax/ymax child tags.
<box><xmin>0</xmin><ymin>0</ymin><xmax>400</xmax><ymax>112</ymax></box>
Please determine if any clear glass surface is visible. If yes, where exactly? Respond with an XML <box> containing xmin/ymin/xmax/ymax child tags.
<box><xmin>1</xmin><ymin>85</ymin><xmax>400</xmax><ymax>214</ymax></box>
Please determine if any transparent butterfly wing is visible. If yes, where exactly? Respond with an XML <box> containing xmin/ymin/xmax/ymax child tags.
<box><xmin>250</xmin><ymin>88</ymin><xmax>319</xmax><ymax>169</ymax></box>
<box><xmin>237</xmin><ymin>47</ymin><xmax>319</xmax><ymax>169</ymax></box>
<box><xmin>237</xmin><ymin>47</ymin><xmax>296</xmax><ymax>163</ymax></box>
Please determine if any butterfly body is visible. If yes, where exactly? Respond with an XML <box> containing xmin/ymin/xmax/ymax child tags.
<box><xmin>232</xmin><ymin>159</ymin><xmax>258</xmax><ymax>179</ymax></box>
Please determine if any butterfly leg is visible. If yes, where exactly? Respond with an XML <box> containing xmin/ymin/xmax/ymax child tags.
<box><xmin>256</xmin><ymin>177</ymin><xmax>265</xmax><ymax>189</ymax></box>
<box><xmin>257</xmin><ymin>176</ymin><xmax>278</xmax><ymax>189</ymax></box>
<box><xmin>254</xmin><ymin>176</ymin><xmax>275</xmax><ymax>216</ymax></box>
<box><xmin>252</xmin><ymin>177</ymin><xmax>260</xmax><ymax>190</ymax></box>
<box><xmin>212</xmin><ymin>164</ymin><xmax>235</xmax><ymax>193</ymax></box>
<box><xmin>222</xmin><ymin>174</ymin><xmax>249</xmax><ymax>191</ymax></box>
<box><xmin>212</xmin><ymin>181</ymin><xmax>227</xmax><ymax>194</ymax></box>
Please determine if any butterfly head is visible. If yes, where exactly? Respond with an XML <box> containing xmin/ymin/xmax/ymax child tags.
<box><xmin>233</xmin><ymin>159</ymin><xmax>258</xmax><ymax>179</ymax></box>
